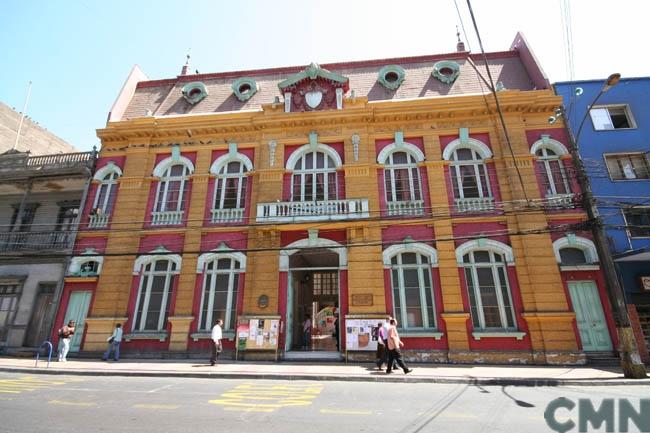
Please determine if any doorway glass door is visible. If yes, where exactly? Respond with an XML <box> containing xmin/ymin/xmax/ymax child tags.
<box><xmin>568</xmin><ymin>281</ymin><xmax>613</xmax><ymax>352</ymax></box>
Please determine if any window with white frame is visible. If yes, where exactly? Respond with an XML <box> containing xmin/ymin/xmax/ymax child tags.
<box><xmin>389</xmin><ymin>252</ymin><xmax>436</xmax><ymax>329</ymax></box>
<box><xmin>384</xmin><ymin>151</ymin><xmax>423</xmax><ymax>204</ymax></box>
<box><xmin>449</xmin><ymin>148</ymin><xmax>492</xmax><ymax>200</ymax></box>
<box><xmin>0</xmin><ymin>283</ymin><xmax>21</xmax><ymax>342</ymax></box>
<box><xmin>214</xmin><ymin>161</ymin><xmax>248</xmax><ymax>211</ymax></box>
<box><xmin>93</xmin><ymin>170</ymin><xmax>120</xmax><ymax>214</ymax></box>
<box><xmin>624</xmin><ymin>207</ymin><xmax>650</xmax><ymax>238</ymax></box>
<box><xmin>559</xmin><ymin>247</ymin><xmax>588</xmax><ymax>266</ymax></box>
<box><xmin>462</xmin><ymin>250</ymin><xmax>516</xmax><ymax>330</ymax></box>
<box><xmin>198</xmin><ymin>256</ymin><xmax>241</xmax><ymax>332</ymax></box>
<box><xmin>590</xmin><ymin>105</ymin><xmax>634</xmax><ymax>130</ymax></box>
<box><xmin>605</xmin><ymin>153</ymin><xmax>650</xmax><ymax>180</ymax></box>
<box><xmin>291</xmin><ymin>150</ymin><xmax>338</xmax><ymax>201</ymax></box>
<box><xmin>536</xmin><ymin>147</ymin><xmax>571</xmax><ymax>196</ymax></box>
<box><xmin>133</xmin><ymin>259</ymin><xmax>177</xmax><ymax>332</ymax></box>
<box><xmin>154</xmin><ymin>164</ymin><xmax>190</xmax><ymax>214</ymax></box>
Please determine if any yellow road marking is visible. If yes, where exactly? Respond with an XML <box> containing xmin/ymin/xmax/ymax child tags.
<box><xmin>0</xmin><ymin>377</ymin><xmax>69</xmax><ymax>395</ymax></box>
<box><xmin>0</xmin><ymin>397</ymin><xmax>16</xmax><ymax>400</ymax></box>
<box><xmin>133</xmin><ymin>404</ymin><xmax>179</xmax><ymax>410</ymax></box>
<box><xmin>224</xmin><ymin>407</ymin><xmax>275</xmax><ymax>413</ymax></box>
<box><xmin>320</xmin><ymin>408</ymin><xmax>372</xmax><ymax>415</ymax></box>
<box><xmin>49</xmin><ymin>400</ymin><xmax>96</xmax><ymax>407</ymax></box>
<box><xmin>0</xmin><ymin>390</ymin><xmax>20</xmax><ymax>394</ymax></box>
<box><xmin>210</xmin><ymin>383</ymin><xmax>324</xmax><ymax>412</ymax></box>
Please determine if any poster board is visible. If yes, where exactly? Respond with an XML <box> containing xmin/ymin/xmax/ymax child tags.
<box><xmin>344</xmin><ymin>315</ymin><xmax>385</xmax><ymax>361</ymax></box>
<box><xmin>235</xmin><ymin>315</ymin><xmax>281</xmax><ymax>361</ymax></box>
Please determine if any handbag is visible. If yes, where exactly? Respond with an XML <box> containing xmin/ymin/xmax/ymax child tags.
<box><xmin>108</xmin><ymin>337</ymin><xmax>114</xmax><ymax>344</ymax></box>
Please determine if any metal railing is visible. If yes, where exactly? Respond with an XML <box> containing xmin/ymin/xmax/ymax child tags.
<box><xmin>454</xmin><ymin>197</ymin><xmax>496</xmax><ymax>213</ymax></box>
<box><xmin>151</xmin><ymin>210</ymin><xmax>184</xmax><ymax>226</ymax></box>
<box><xmin>545</xmin><ymin>193</ymin><xmax>575</xmax><ymax>209</ymax></box>
<box><xmin>0</xmin><ymin>231</ymin><xmax>72</xmax><ymax>252</ymax></box>
<box><xmin>34</xmin><ymin>341</ymin><xmax>53</xmax><ymax>368</ymax></box>
<box><xmin>88</xmin><ymin>213</ymin><xmax>110</xmax><ymax>229</ymax></box>
<box><xmin>26</xmin><ymin>151</ymin><xmax>95</xmax><ymax>169</ymax></box>
<box><xmin>386</xmin><ymin>200</ymin><xmax>425</xmax><ymax>217</ymax></box>
<box><xmin>211</xmin><ymin>208</ymin><xmax>245</xmax><ymax>223</ymax></box>
<box><xmin>256</xmin><ymin>198</ymin><xmax>369</xmax><ymax>222</ymax></box>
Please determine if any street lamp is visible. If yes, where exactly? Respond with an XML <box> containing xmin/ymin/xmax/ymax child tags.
<box><xmin>553</xmin><ymin>73</ymin><xmax>647</xmax><ymax>378</ymax></box>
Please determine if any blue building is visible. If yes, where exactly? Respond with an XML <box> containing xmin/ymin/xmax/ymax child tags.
<box><xmin>555</xmin><ymin>77</ymin><xmax>650</xmax><ymax>363</ymax></box>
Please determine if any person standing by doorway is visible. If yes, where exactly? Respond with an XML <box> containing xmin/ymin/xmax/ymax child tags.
<box><xmin>57</xmin><ymin>320</ymin><xmax>75</xmax><ymax>362</ymax></box>
<box><xmin>303</xmin><ymin>315</ymin><xmax>312</xmax><ymax>350</ymax></box>
<box><xmin>210</xmin><ymin>319</ymin><xmax>223</xmax><ymax>366</ymax></box>
<box><xmin>102</xmin><ymin>323</ymin><xmax>123</xmax><ymax>361</ymax></box>
<box><xmin>386</xmin><ymin>318</ymin><xmax>412</xmax><ymax>374</ymax></box>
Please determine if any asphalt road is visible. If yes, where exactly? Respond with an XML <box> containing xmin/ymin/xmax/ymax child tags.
<box><xmin>0</xmin><ymin>372</ymin><xmax>648</xmax><ymax>433</ymax></box>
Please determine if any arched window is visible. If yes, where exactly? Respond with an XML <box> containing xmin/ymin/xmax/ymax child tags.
<box><xmin>462</xmin><ymin>249</ymin><xmax>516</xmax><ymax>330</ymax></box>
<box><xmin>559</xmin><ymin>247</ymin><xmax>588</xmax><ymax>266</ymax></box>
<box><xmin>215</xmin><ymin>161</ymin><xmax>248</xmax><ymax>211</ymax></box>
<box><xmin>198</xmin><ymin>255</ymin><xmax>243</xmax><ymax>332</ymax></box>
<box><xmin>384</xmin><ymin>151</ymin><xmax>423</xmax><ymax>204</ymax></box>
<box><xmin>536</xmin><ymin>147</ymin><xmax>570</xmax><ymax>196</ymax></box>
<box><xmin>387</xmin><ymin>251</ymin><xmax>436</xmax><ymax>329</ymax></box>
<box><xmin>450</xmin><ymin>148</ymin><xmax>491</xmax><ymax>200</ymax></box>
<box><xmin>152</xmin><ymin>158</ymin><xmax>193</xmax><ymax>225</ymax></box>
<box><xmin>133</xmin><ymin>258</ymin><xmax>178</xmax><ymax>332</ymax></box>
<box><xmin>291</xmin><ymin>150</ymin><xmax>338</xmax><ymax>201</ymax></box>
<box><xmin>93</xmin><ymin>171</ymin><xmax>120</xmax><ymax>215</ymax></box>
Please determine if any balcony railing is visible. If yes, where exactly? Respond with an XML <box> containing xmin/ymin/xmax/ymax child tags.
<box><xmin>88</xmin><ymin>213</ymin><xmax>109</xmax><ymax>229</ymax></box>
<box><xmin>211</xmin><ymin>208</ymin><xmax>245</xmax><ymax>223</ymax></box>
<box><xmin>26</xmin><ymin>152</ymin><xmax>95</xmax><ymax>169</ymax></box>
<box><xmin>0</xmin><ymin>231</ymin><xmax>72</xmax><ymax>252</ymax></box>
<box><xmin>386</xmin><ymin>200</ymin><xmax>425</xmax><ymax>217</ymax></box>
<box><xmin>545</xmin><ymin>193</ymin><xmax>575</xmax><ymax>209</ymax></box>
<box><xmin>151</xmin><ymin>210</ymin><xmax>184</xmax><ymax>226</ymax></box>
<box><xmin>455</xmin><ymin>197</ymin><xmax>496</xmax><ymax>213</ymax></box>
<box><xmin>256</xmin><ymin>199</ymin><xmax>369</xmax><ymax>222</ymax></box>
<box><xmin>0</xmin><ymin>150</ymin><xmax>96</xmax><ymax>178</ymax></box>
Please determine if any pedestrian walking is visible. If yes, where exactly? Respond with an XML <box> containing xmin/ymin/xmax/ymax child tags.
<box><xmin>375</xmin><ymin>321</ymin><xmax>386</xmax><ymax>369</ymax></box>
<box><xmin>303</xmin><ymin>315</ymin><xmax>312</xmax><ymax>350</ymax></box>
<box><xmin>210</xmin><ymin>319</ymin><xmax>223</xmax><ymax>366</ymax></box>
<box><xmin>386</xmin><ymin>318</ymin><xmax>412</xmax><ymax>374</ymax></box>
<box><xmin>102</xmin><ymin>323</ymin><xmax>123</xmax><ymax>361</ymax></box>
<box><xmin>57</xmin><ymin>320</ymin><xmax>76</xmax><ymax>362</ymax></box>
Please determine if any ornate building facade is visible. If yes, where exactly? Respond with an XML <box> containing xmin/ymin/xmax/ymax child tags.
<box><xmin>53</xmin><ymin>34</ymin><xmax>617</xmax><ymax>364</ymax></box>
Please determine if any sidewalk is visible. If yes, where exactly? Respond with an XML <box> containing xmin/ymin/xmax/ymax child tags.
<box><xmin>1</xmin><ymin>356</ymin><xmax>649</xmax><ymax>386</ymax></box>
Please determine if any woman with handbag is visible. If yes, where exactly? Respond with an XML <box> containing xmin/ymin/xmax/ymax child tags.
<box><xmin>210</xmin><ymin>319</ymin><xmax>223</xmax><ymax>366</ymax></box>
<box><xmin>102</xmin><ymin>323</ymin><xmax>122</xmax><ymax>361</ymax></box>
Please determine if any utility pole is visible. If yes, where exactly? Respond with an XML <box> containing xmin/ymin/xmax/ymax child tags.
<box><xmin>557</xmin><ymin>74</ymin><xmax>646</xmax><ymax>379</ymax></box>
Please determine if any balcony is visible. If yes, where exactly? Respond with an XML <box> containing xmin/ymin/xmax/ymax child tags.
<box><xmin>386</xmin><ymin>200</ymin><xmax>425</xmax><ymax>217</ymax></box>
<box><xmin>151</xmin><ymin>210</ymin><xmax>184</xmax><ymax>226</ymax></box>
<box><xmin>545</xmin><ymin>193</ymin><xmax>576</xmax><ymax>209</ymax></box>
<box><xmin>211</xmin><ymin>208</ymin><xmax>245</xmax><ymax>223</ymax></box>
<box><xmin>88</xmin><ymin>213</ymin><xmax>109</xmax><ymax>229</ymax></box>
<box><xmin>256</xmin><ymin>199</ymin><xmax>369</xmax><ymax>222</ymax></box>
<box><xmin>0</xmin><ymin>151</ymin><xmax>96</xmax><ymax>180</ymax></box>
<box><xmin>455</xmin><ymin>197</ymin><xmax>495</xmax><ymax>213</ymax></box>
<box><xmin>0</xmin><ymin>231</ymin><xmax>72</xmax><ymax>252</ymax></box>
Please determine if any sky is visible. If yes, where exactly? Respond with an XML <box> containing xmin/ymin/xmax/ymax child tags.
<box><xmin>1</xmin><ymin>0</ymin><xmax>647</xmax><ymax>152</ymax></box>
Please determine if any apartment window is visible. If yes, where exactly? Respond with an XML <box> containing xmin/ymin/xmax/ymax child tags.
<box><xmin>384</xmin><ymin>151</ymin><xmax>423</xmax><ymax>203</ymax></box>
<box><xmin>154</xmin><ymin>164</ymin><xmax>191</xmax><ymax>213</ymax></box>
<box><xmin>389</xmin><ymin>252</ymin><xmax>436</xmax><ymax>329</ymax></box>
<box><xmin>9</xmin><ymin>204</ymin><xmax>38</xmax><ymax>231</ymax></box>
<box><xmin>291</xmin><ymin>150</ymin><xmax>338</xmax><ymax>202</ymax></box>
<box><xmin>214</xmin><ymin>161</ymin><xmax>248</xmax><ymax>211</ymax></box>
<box><xmin>450</xmin><ymin>148</ymin><xmax>492</xmax><ymax>200</ymax></box>
<box><xmin>624</xmin><ymin>207</ymin><xmax>650</xmax><ymax>238</ymax></box>
<box><xmin>93</xmin><ymin>170</ymin><xmax>120</xmax><ymax>214</ymax></box>
<box><xmin>536</xmin><ymin>147</ymin><xmax>570</xmax><ymax>195</ymax></box>
<box><xmin>0</xmin><ymin>283</ymin><xmax>21</xmax><ymax>342</ymax></box>
<box><xmin>605</xmin><ymin>153</ymin><xmax>650</xmax><ymax>180</ymax></box>
<box><xmin>198</xmin><ymin>257</ymin><xmax>241</xmax><ymax>332</ymax></box>
<box><xmin>463</xmin><ymin>250</ymin><xmax>516</xmax><ymax>330</ymax></box>
<box><xmin>133</xmin><ymin>259</ymin><xmax>177</xmax><ymax>332</ymax></box>
<box><xmin>559</xmin><ymin>247</ymin><xmax>588</xmax><ymax>266</ymax></box>
<box><xmin>590</xmin><ymin>105</ymin><xmax>633</xmax><ymax>130</ymax></box>
<box><xmin>55</xmin><ymin>202</ymin><xmax>80</xmax><ymax>232</ymax></box>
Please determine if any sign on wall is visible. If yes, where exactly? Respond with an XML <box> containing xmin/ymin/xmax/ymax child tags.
<box><xmin>235</xmin><ymin>315</ymin><xmax>281</xmax><ymax>360</ymax></box>
<box><xmin>344</xmin><ymin>315</ymin><xmax>384</xmax><ymax>352</ymax></box>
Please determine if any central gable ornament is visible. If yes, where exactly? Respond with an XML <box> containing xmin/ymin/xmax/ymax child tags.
<box><xmin>278</xmin><ymin>63</ymin><xmax>349</xmax><ymax>113</ymax></box>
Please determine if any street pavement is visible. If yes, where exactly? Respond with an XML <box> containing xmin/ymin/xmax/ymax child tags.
<box><xmin>0</xmin><ymin>371</ymin><xmax>648</xmax><ymax>433</ymax></box>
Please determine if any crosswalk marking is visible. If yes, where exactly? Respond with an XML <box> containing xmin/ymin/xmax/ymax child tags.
<box><xmin>209</xmin><ymin>382</ymin><xmax>323</xmax><ymax>412</ymax></box>
<box><xmin>49</xmin><ymin>400</ymin><xmax>96</xmax><ymax>407</ymax></box>
<box><xmin>0</xmin><ymin>376</ymin><xmax>68</xmax><ymax>395</ymax></box>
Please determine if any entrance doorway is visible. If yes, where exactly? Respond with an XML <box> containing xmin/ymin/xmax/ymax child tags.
<box><xmin>568</xmin><ymin>281</ymin><xmax>613</xmax><ymax>352</ymax></box>
<box><xmin>286</xmin><ymin>248</ymin><xmax>340</xmax><ymax>353</ymax></box>
<box><xmin>62</xmin><ymin>291</ymin><xmax>92</xmax><ymax>352</ymax></box>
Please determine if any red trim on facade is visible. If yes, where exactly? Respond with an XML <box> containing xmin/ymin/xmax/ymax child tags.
<box><xmin>74</xmin><ymin>237</ymin><xmax>108</xmax><ymax>255</ymax></box>
<box><xmin>138</xmin><ymin>234</ymin><xmax>185</xmax><ymax>254</ymax></box>
<box><xmin>51</xmin><ymin>282</ymin><xmax>97</xmax><ymax>349</ymax></box>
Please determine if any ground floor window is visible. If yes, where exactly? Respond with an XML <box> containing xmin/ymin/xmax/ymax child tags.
<box><xmin>389</xmin><ymin>252</ymin><xmax>436</xmax><ymax>329</ymax></box>
<box><xmin>198</xmin><ymin>257</ymin><xmax>241</xmax><ymax>331</ymax></box>
<box><xmin>0</xmin><ymin>283</ymin><xmax>21</xmax><ymax>342</ymax></box>
<box><xmin>133</xmin><ymin>259</ymin><xmax>176</xmax><ymax>332</ymax></box>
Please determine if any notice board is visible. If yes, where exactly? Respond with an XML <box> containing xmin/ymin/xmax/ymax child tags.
<box><xmin>344</xmin><ymin>315</ymin><xmax>384</xmax><ymax>353</ymax></box>
<box><xmin>235</xmin><ymin>315</ymin><xmax>281</xmax><ymax>361</ymax></box>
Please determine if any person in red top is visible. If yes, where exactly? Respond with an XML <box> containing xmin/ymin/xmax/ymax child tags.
<box><xmin>386</xmin><ymin>318</ymin><xmax>412</xmax><ymax>374</ymax></box>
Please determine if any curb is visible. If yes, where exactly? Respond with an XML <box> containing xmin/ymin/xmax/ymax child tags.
<box><xmin>1</xmin><ymin>366</ymin><xmax>649</xmax><ymax>386</ymax></box>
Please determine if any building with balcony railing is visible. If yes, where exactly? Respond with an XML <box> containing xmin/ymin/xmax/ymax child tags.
<box><xmin>0</xmin><ymin>145</ymin><xmax>96</xmax><ymax>352</ymax></box>
<box><xmin>56</xmin><ymin>34</ymin><xmax>614</xmax><ymax>366</ymax></box>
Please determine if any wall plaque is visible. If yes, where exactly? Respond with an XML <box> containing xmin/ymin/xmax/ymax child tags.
<box><xmin>351</xmin><ymin>294</ymin><xmax>373</xmax><ymax>306</ymax></box>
